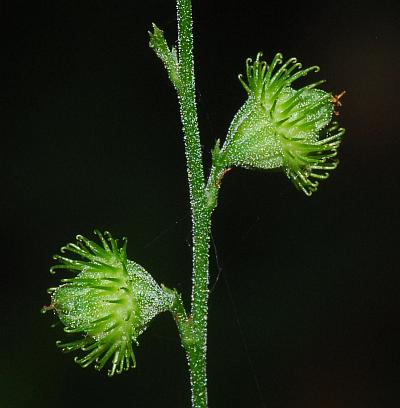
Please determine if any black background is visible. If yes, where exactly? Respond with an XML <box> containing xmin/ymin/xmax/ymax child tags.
<box><xmin>2</xmin><ymin>0</ymin><xmax>399</xmax><ymax>407</ymax></box>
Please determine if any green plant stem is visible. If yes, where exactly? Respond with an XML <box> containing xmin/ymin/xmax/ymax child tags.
<box><xmin>176</xmin><ymin>0</ymin><xmax>210</xmax><ymax>407</ymax></box>
<box><xmin>150</xmin><ymin>1</ymin><xmax>225</xmax><ymax>404</ymax></box>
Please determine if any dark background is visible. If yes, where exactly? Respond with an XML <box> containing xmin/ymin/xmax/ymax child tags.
<box><xmin>2</xmin><ymin>0</ymin><xmax>399</xmax><ymax>407</ymax></box>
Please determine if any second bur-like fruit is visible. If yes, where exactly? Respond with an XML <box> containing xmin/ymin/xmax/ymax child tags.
<box><xmin>43</xmin><ymin>231</ymin><xmax>175</xmax><ymax>376</ymax></box>
<box><xmin>214</xmin><ymin>52</ymin><xmax>345</xmax><ymax>195</ymax></box>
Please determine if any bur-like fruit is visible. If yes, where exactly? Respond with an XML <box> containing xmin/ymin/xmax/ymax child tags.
<box><xmin>43</xmin><ymin>230</ymin><xmax>174</xmax><ymax>376</ymax></box>
<box><xmin>217</xmin><ymin>52</ymin><xmax>345</xmax><ymax>195</ymax></box>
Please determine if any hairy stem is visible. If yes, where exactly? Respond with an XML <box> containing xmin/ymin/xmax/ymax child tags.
<box><xmin>176</xmin><ymin>0</ymin><xmax>210</xmax><ymax>407</ymax></box>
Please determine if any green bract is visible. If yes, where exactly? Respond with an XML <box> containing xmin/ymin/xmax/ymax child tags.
<box><xmin>44</xmin><ymin>231</ymin><xmax>174</xmax><ymax>376</ymax></box>
<box><xmin>217</xmin><ymin>52</ymin><xmax>345</xmax><ymax>195</ymax></box>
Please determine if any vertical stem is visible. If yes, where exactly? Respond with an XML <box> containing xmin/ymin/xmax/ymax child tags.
<box><xmin>176</xmin><ymin>0</ymin><xmax>210</xmax><ymax>407</ymax></box>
